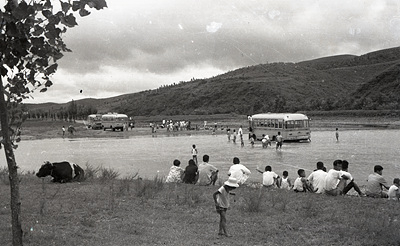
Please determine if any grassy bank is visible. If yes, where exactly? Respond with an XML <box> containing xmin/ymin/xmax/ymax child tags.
<box><xmin>0</xmin><ymin>167</ymin><xmax>399</xmax><ymax>246</ymax></box>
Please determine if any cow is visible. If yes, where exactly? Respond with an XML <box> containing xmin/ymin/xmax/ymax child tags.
<box><xmin>36</xmin><ymin>161</ymin><xmax>85</xmax><ymax>183</ymax></box>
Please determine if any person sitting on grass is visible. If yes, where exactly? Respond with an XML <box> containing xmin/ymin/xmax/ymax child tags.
<box><xmin>324</xmin><ymin>160</ymin><xmax>351</xmax><ymax>196</ymax></box>
<box><xmin>308</xmin><ymin>161</ymin><xmax>327</xmax><ymax>194</ymax></box>
<box><xmin>388</xmin><ymin>178</ymin><xmax>400</xmax><ymax>201</ymax></box>
<box><xmin>365</xmin><ymin>165</ymin><xmax>389</xmax><ymax>198</ymax></box>
<box><xmin>279</xmin><ymin>171</ymin><xmax>292</xmax><ymax>190</ymax></box>
<box><xmin>213</xmin><ymin>177</ymin><xmax>239</xmax><ymax>237</ymax></box>
<box><xmin>182</xmin><ymin>159</ymin><xmax>198</xmax><ymax>184</ymax></box>
<box><xmin>341</xmin><ymin>160</ymin><xmax>364</xmax><ymax>196</ymax></box>
<box><xmin>165</xmin><ymin>159</ymin><xmax>184</xmax><ymax>183</ymax></box>
<box><xmin>293</xmin><ymin>169</ymin><xmax>313</xmax><ymax>192</ymax></box>
<box><xmin>196</xmin><ymin>155</ymin><xmax>219</xmax><ymax>186</ymax></box>
<box><xmin>256</xmin><ymin>165</ymin><xmax>280</xmax><ymax>188</ymax></box>
<box><xmin>228</xmin><ymin>157</ymin><xmax>251</xmax><ymax>185</ymax></box>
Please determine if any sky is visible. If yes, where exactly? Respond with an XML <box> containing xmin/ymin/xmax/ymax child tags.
<box><xmin>23</xmin><ymin>0</ymin><xmax>400</xmax><ymax>104</ymax></box>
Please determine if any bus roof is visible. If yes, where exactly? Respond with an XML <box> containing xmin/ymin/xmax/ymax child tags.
<box><xmin>251</xmin><ymin>113</ymin><xmax>309</xmax><ymax>121</ymax></box>
<box><xmin>101</xmin><ymin>113</ymin><xmax>128</xmax><ymax>118</ymax></box>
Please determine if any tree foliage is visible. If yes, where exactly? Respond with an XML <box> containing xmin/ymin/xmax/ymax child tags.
<box><xmin>0</xmin><ymin>0</ymin><xmax>107</xmax><ymax>245</ymax></box>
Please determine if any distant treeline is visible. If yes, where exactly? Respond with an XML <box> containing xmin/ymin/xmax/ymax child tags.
<box><xmin>26</xmin><ymin>100</ymin><xmax>97</xmax><ymax>121</ymax></box>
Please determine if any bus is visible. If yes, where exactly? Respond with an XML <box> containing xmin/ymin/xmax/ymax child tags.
<box><xmin>249</xmin><ymin>113</ymin><xmax>311</xmax><ymax>142</ymax></box>
<box><xmin>101</xmin><ymin>113</ymin><xmax>128</xmax><ymax>131</ymax></box>
<box><xmin>87</xmin><ymin>114</ymin><xmax>102</xmax><ymax>129</ymax></box>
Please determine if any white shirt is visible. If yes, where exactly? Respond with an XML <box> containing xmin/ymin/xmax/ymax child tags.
<box><xmin>308</xmin><ymin>170</ymin><xmax>328</xmax><ymax>193</ymax></box>
<box><xmin>262</xmin><ymin>171</ymin><xmax>279</xmax><ymax>186</ymax></box>
<box><xmin>388</xmin><ymin>185</ymin><xmax>399</xmax><ymax>201</ymax></box>
<box><xmin>238</xmin><ymin>127</ymin><xmax>243</xmax><ymax>136</ymax></box>
<box><xmin>325</xmin><ymin>169</ymin><xmax>350</xmax><ymax>191</ymax></box>
<box><xmin>228</xmin><ymin>164</ymin><xmax>251</xmax><ymax>185</ymax></box>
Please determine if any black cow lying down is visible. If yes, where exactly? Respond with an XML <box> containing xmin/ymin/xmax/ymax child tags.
<box><xmin>36</xmin><ymin>161</ymin><xmax>85</xmax><ymax>183</ymax></box>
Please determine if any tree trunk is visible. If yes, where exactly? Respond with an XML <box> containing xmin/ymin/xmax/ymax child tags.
<box><xmin>0</xmin><ymin>78</ymin><xmax>23</xmax><ymax>245</ymax></box>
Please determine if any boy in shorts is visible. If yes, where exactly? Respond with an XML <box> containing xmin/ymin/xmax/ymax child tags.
<box><xmin>213</xmin><ymin>177</ymin><xmax>239</xmax><ymax>237</ymax></box>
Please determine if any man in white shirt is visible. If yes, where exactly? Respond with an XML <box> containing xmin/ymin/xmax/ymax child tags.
<box><xmin>228</xmin><ymin>157</ymin><xmax>251</xmax><ymax>185</ymax></box>
<box><xmin>256</xmin><ymin>165</ymin><xmax>279</xmax><ymax>187</ymax></box>
<box><xmin>308</xmin><ymin>161</ymin><xmax>327</xmax><ymax>194</ymax></box>
<box><xmin>324</xmin><ymin>160</ymin><xmax>350</xmax><ymax>196</ymax></box>
<box><xmin>341</xmin><ymin>160</ymin><xmax>364</xmax><ymax>196</ymax></box>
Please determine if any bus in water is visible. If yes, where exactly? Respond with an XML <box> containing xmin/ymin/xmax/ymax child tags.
<box><xmin>249</xmin><ymin>113</ymin><xmax>311</xmax><ymax>142</ymax></box>
<box><xmin>101</xmin><ymin>113</ymin><xmax>128</xmax><ymax>131</ymax></box>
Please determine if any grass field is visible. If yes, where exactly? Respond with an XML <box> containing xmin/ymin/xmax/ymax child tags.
<box><xmin>0</xmin><ymin>168</ymin><xmax>399</xmax><ymax>246</ymax></box>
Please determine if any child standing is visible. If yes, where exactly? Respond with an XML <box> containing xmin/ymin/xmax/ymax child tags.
<box><xmin>249</xmin><ymin>134</ymin><xmax>255</xmax><ymax>147</ymax></box>
<box><xmin>191</xmin><ymin>144</ymin><xmax>198</xmax><ymax>165</ymax></box>
<box><xmin>388</xmin><ymin>178</ymin><xmax>400</xmax><ymax>201</ymax></box>
<box><xmin>280</xmin><ymin>171</ymin><xmax>292</xmax><ymax>190</ymax></box>
<box><xmin>276</xmin><ymin>132</ymin><xmax>283</xmax><ymax>150</ymax></box>
<box><xmin>293</xmin><ymin>169</ymin><xmax>313</xmax><ymax>192</ymax></box>
<box><xmin>335</xmin><ymin>128</ymin><xmax>339</xmax><ymax>142</ymax></box>
<box><xmin>213</xmin><ymin>177</ymin><xmax>239</xmax><ymax>237</ymax></box>
<box><xmin>232</xmin><ymin>129</ymin><xmax>236</xmax><ymax>143</ymax></box>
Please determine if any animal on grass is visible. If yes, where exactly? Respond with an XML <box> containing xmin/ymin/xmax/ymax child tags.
<box><xmin>36</xmin><ymin>161</ymin><xmax>85</xmax><ymax>183</ymax></box>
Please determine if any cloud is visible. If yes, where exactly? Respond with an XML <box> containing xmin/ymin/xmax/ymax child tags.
<box><xmin>22</xmin><ymin>0</ymin><xmax>400</xmax><ymax>103</ymax></box>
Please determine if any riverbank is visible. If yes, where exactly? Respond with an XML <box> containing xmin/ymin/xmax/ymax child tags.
<box><xmin>18</xmin><ymin>115</ymin><xmax>400</xmax><ymax>140</ymax></box>
<box><xmin>1</xmin><ymin>173</ymin><xmax>399</xmax><ymax>246</ymax></box>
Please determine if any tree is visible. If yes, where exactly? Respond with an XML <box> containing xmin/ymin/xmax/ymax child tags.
<box><xmin>0</xmin><ymin>1</ymin><xmax>107</xmax><ymax>245</ymax></box>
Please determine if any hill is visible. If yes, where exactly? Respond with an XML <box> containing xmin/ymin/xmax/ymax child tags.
<box><xmin>25</xmin><ymin>46</ymin><xmax>400</xmax><ymax>117</ymax></box>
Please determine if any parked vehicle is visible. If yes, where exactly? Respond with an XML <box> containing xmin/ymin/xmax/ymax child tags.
<box><xmin>101</xmin><ymin>113</ymin><xmax>128</xmax><ymax>131</ymax></box>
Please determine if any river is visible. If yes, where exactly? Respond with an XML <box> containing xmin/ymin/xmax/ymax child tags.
<box><xmin>1</xmin><ymin>129</ymin><xmax>399</xmax><ymax>186</ymax></box>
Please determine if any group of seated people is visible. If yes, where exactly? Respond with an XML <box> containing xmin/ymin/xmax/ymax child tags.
<box><xmin>257</xmin><ymin>160</ymin><xmax>400</xmax><ymax>200</ymax></box>
<box><xmin>165</xmin><ymin>154</ymin><xmax>219</xmax><ymax>185</ymax></box>
<box><xmin>165</xmin><ymin>156</ymin><xmax>400</xmax><ymax>201</ymax></box>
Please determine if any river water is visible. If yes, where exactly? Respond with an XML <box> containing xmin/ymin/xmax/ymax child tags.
<box><xmin>1</xmin><ymin>129</ymin><xmax>399</xmax><ymax>186</ymax></box>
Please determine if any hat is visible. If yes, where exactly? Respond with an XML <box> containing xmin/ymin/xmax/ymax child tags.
<box><xmin>224</xmin><ymin>177</ymin><xmax>239</xmax><ymax>188</ymax></box>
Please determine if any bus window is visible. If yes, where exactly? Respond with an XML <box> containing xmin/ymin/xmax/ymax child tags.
<box><xmin>278</xmin><ymin>120</ymin><xmax>283</xmax><ymax>129</ymax></box>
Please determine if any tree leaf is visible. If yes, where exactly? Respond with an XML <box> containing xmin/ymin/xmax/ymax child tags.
<box><xmin>61</xmin><ymin>1</ymin><xmax>71</xmax><ymax>13</ymax></box>
<box><xmin>40</xmin><ymin>88</ymin><xmax>47</xmax><ymax>93</ymax></box>
<box><xmin>79</xmin><ymin>8</ymin><xmax>91</xmax><ymax>17</ymax></box>
<box><xmin>45</xmin><ymin>64</ymin><xmax>58</xmax><ymax>75</ymax></box>
<box><xmin>42</xmin><ymin>10</ymin><xmax>52</xmax><ymax>19</ymax></box>
<box><xmin>45</xmin><ymin>80</ymin><xmax>53</xmax><ymax>87</ymax></box>
<box><xmin>61</xmin><ymin>14</ymin><xmax>78</xmax><ymax>27</ymax></box>
<box><xmin>88</xmin><ymin>0</ymin><xmax>108</xmax><ymax>10</ymax></box>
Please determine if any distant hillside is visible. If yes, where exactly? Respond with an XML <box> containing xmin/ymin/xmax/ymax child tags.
<box><xmin>25</xmin><ymin>46</ymin><xmax>400</xmax><ymax>117</ymax></box>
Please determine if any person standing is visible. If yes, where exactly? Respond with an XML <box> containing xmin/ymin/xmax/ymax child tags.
<box><xmin>238</xmin><ymin>126</ymin><xmax>244</xmax><ymax>147</ymax></box>
<box><xmin>335</xmin><ymin>128</ymin><xmax>339</xmax><ymax>141</ymax></box>
<box><xmin>227</xmin><ymin>128</ymin><xmax>231</xmax><ymax>142</ymax></box>
<box><xmin>191</xmin><ymin>144</ymin><xmax>198</xmax><ymax>165</ymax></box>
<box><xmin>62</xmin><ymin>126</ymin><xmax>65</xmax><ymax>137</ymax></box>
<box><xmin>308</xmin><ymin>161</ymin><xmax>328</xmax><ymax>194</ymax></box>
<box><xmin>228</xmin><ymin>157</ymin><xmax>251</xmax><ymax>185</ymax></box>
<box><xmin>232</xmin><ymin>129</ymin><xmax>237</xmax><ymax>143</ymax></box>
<box><xmin>275</xmin><ymin>132</ymin><xmax>283</xmax><ymax>150</ymax></box>
<box><xmin>213</xmin><ymin>177</ymin><xmax>239</xmax><ymax>237</ymax></box>
<box><xmin>197</xmin><ymin>155</ymin><xmax>219</xmax><ymax>186</ymax></box>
